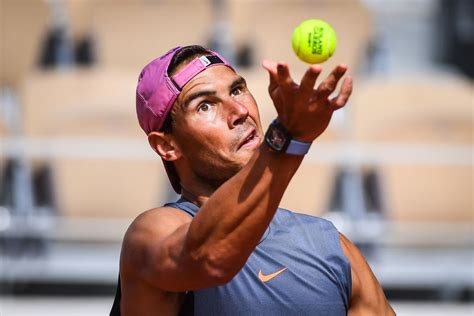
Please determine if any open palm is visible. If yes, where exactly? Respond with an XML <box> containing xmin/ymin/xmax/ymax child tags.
<box><xmin>262</xmin><ymin>61</ymin><xmax>352</xmax><ymax>142</ymax></box>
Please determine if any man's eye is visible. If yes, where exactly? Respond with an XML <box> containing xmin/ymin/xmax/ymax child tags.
<box><xmin>198</xmin><ymin>103</ymin><xmax>211</xmax><ymax>112</ymax></box>
<box><xmin>231</xmin><ymin>87</ymin><xmax>243</xmax><ymax>96</ymax></box>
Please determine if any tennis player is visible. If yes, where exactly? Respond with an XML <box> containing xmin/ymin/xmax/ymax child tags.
<box><xmin>110</xmin><ymin>45</ymin><xmax>395</xmax><ymax>315</ymax></box>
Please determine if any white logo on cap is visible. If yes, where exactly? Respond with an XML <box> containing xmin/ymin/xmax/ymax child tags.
<box><xmin>199</xmin><ymin>56</ymin><xmax>211</xmax><ymax>67</ymax></box>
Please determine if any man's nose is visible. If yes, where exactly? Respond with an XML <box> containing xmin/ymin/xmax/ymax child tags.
<box><xmin>227</xmin><ymin>99</ymin><xmax>249</xmax><ymax>128</ymax></box>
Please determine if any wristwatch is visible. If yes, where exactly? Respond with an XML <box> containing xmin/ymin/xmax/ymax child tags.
<box><xmin>264</xmin><ymin>119</ymin><xmax>312</xmax><ymax>155</ymax></box>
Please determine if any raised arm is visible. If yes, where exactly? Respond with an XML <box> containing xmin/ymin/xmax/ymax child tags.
<box><xmin>121</xmin><ymin>62</ymin><xmax>352</xmax><ymax>292</ymax></box>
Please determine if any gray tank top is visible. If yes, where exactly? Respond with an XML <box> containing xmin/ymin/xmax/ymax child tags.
<box><xmin>166</xmin><ymin>198</ymin><xmax>352</xmax><ymax>316</ymax></box>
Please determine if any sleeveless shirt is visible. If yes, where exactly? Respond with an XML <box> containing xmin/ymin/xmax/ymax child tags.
<box><xmin>111</xmin><ymin>198</ymin><xmax>351</xmax><ymax>315</ymax></box>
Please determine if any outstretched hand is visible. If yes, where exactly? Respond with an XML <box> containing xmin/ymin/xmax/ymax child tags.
<box><xmin>262</xmin><ymin>60</ymin><xmax>352</xmax><ymax>142</ymax></box>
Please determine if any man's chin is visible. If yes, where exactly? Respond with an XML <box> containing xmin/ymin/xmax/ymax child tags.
<box><xmin>234</xmin><ymin>148</ymin><xmax>258</xmax><ymax>169</ymax></box>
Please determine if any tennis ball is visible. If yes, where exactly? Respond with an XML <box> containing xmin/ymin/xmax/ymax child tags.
<box><xmin>292</xmin><ymin>19</ymin><xmax>337</xmax><ymax>64</ymax></box>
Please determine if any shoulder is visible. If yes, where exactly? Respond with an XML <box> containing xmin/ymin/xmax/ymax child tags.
<box><xmin>338</xmin><ymin>233</ymin><xmax>395</xmax><ymax>315</ymax></box>
<box><xmin>120</xmin><ymin>206</ymin><xmax>192</xmax><ymax>272</ymax></box>
<box><xmin>128</xmin><ymin>206</ymin><xmax>192</xmax><ymax>239</ymax></box>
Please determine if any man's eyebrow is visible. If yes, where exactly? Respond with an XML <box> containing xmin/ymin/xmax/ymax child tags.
<box><xmin>230</xmin><ymin>76</ymin><xmax>247</xmax><ymax>90</ymax></box>
<box><xmin>183</xmin><ymin>90</ymin><xmax>216</xmax><ymax>108</ymax></box>
<box><xmin>182</xmin><ymin>76</ymin><xmax>247</xmax><ymax>108</ymax></box>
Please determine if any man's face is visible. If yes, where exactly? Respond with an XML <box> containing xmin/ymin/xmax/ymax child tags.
<box><xmin>171</xmin><ymin>65</ymin><xmax>263</xmax><ymax>185</ymax></box>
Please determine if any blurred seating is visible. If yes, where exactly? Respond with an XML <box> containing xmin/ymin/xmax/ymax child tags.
<box><xmin>19</xmin><ymin>69</ymin><xmax>170</xmax><ymax>218</ymax></box>
<box><xmin>351</xmin><ymin>77</ymin><xmax>473</xmax><ymax>222</ymax></box>
<box><xmin>21</xmin><ymin>69</ymin><xmax>140</xmax><ymax>138</ymax></box>
<box><xmin>90</xmin><ymin>0</ymin><xmax>212</xmax><ymax>70</ymax></box>
<box><xmin>1</xmin><ymin>0</ymin><xmax>211</xmax><ymax>87</ymax></box>
<box><xmin>0</xmin><ymin>0</ymin><xmax>49</xmax><ymax>88</ymax></box>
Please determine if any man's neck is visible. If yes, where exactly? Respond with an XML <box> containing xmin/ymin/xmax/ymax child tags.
<box><xmin>176</xmin><ymin>163</ymin><xmax>238</xmax><ymax>207</ymax></box>
<box><xmin>180</xmin><ymin>187</ymin><xmax>212</xmax><ymax>207</ymax></box>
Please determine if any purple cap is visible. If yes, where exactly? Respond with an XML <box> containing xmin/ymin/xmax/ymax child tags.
<box><xmin>136</xmin><ymin>46</ymin><xmax>233</xmax><ymax>193</ymax></box>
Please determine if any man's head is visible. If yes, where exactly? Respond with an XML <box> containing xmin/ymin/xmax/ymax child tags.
<box><xmin>136</xmin><ymin>46</ymin><xmax>262</xmax><ymax>194</ymax></box>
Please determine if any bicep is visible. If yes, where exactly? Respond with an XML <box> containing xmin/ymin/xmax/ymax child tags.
<box><xmin>339</xmin><ymin>233</ymin><xmax>395</xmax><ymax>316</ymax></box>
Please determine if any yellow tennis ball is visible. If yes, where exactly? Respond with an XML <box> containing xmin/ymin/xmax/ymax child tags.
<box><xmin>292</xmin><ymin>19</ymin><xmax>337</xmax><ymax>64</ymax></box>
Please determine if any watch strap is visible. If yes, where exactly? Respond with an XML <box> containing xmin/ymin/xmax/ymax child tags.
<box><xmin>286</xmin><ymin>138</ymin><xmax>312</xmax><ymax>155</ymax></box>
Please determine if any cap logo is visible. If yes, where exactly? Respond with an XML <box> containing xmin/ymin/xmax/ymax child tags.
<box><xmin>199</xmin><ymin>56</ymin><xmax>212</xmax><ymax>67</ymax></box>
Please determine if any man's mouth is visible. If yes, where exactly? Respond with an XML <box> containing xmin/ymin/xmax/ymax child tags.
<box><xmin>238</xmin><ymin>129</ymin><xmax>260</xmax><ymax>150</ymax></box>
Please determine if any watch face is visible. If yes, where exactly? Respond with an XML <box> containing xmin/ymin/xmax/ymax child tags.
<box><xmin>265</xmin><ymin>119</ymin><xmax>311</xmax><ymax>155</ymax></box>
<box><xmin>268</xmin><ymin>126</ymin><xmax>287</xmax><ymax>151</ymax></box>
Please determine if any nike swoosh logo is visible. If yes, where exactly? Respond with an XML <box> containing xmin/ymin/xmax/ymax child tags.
<box><xmin>258</xmin><ymin>267</ymin><xmax>288</xmax><ymax>283</ymax></box>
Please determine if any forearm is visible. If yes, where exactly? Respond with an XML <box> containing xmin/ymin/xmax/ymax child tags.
<box><xmin>183</xmin><ymin>143</ymin><xmax>303</xmax><ymax>278</ymax></box>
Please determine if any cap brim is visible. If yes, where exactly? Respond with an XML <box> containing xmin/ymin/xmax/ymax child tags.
<box><xmin>162</xmin><ymin>159</ymin><xmax>181</xmax><ymax>194</ymax></box>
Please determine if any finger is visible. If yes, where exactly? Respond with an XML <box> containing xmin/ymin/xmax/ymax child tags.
<box><xmin>276</xmin><ymin>62</ymin><xmax>295</xmax><ymax>90</ymax></box>
<box><xmin>300</xmin><ymin>64</ymin><xmax>322</xmax><ymax>97</ymax></box>
<box><xmin>262</xmin><ymin>59</ymin><xmax>279</xmax><ymax>92</ymax></box>
<box><xmin>262</xmin><ymin>59</ymin><xmax>278</xmax><ymax>75</ymax></box>
<box><xmin>316</xmin><ymin>64</ymin><xmax>348</xmax><ymax>100</ymax></box>
<box><xmin>329</xmin><ymin>76</ymin><xmax>353</xmax><ymax>109</ymax></box>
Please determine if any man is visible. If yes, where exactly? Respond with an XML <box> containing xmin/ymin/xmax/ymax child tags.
<box><xmin>111</xmin><ymin>45</ymin><xmax>395</xmax><ymax>315</ymax></box>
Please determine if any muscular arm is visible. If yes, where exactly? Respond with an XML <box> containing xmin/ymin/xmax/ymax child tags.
<box><xmin>339</xmin><ymin>234</ymin><xmax>396</xmax><ymax>316</ymax></box>
<box><xmin>121</xmin><ymin>63</ymin><xmax>352</xmax><ymax>292</ymax></box>
<box><xmin>129</xmin><ymin>145</ymin><xmax>303</xmax><ymax>291</ymax></box>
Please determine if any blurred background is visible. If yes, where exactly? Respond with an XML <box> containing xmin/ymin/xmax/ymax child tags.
<box><xmin>0</xmin><ymin>0</ymin><xmax>472</xmax><ymax>315</ymax></box>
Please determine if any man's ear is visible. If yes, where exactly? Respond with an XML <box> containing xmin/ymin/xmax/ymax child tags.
<box><xmin>148</xmin><ymin>131</ymin><xmax>181</xmax><ymax>161</ymax></box>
